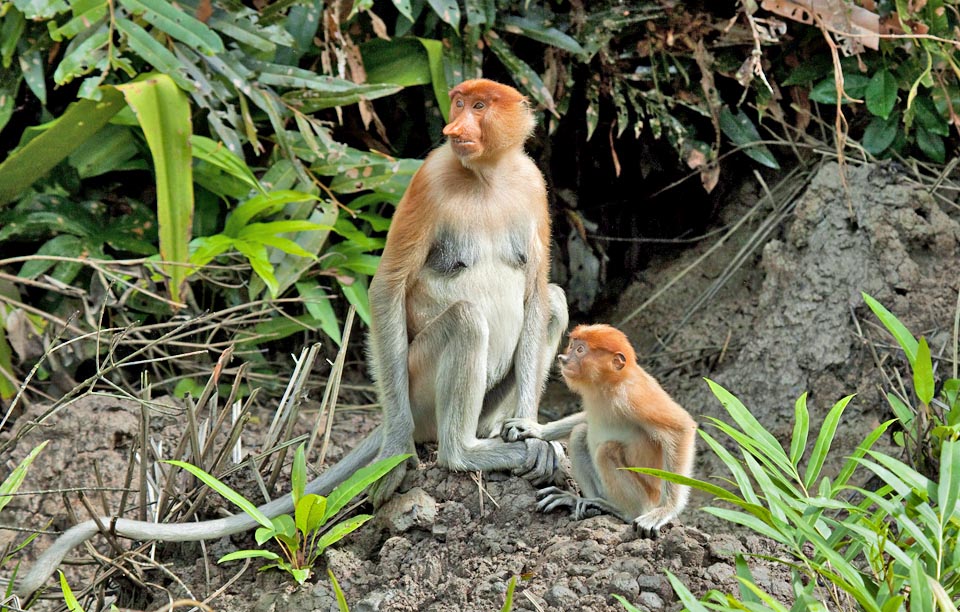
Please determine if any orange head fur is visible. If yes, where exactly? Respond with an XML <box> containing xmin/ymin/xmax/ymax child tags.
<box><xmin>558</xmin><ymin>324</ymin><xmax>638</xmax><ymax>392</ymax></box>
<box><xmin>442</xmin><ymin>79</ymin><xmax>536</xmax><ymax>164</ymax></box>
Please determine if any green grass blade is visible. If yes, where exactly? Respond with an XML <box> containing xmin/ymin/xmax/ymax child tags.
<box><xmin>0</xmin><ymin>440</ymin><xmax>48</xmax><ymax>513</ymax></box>
<box><xmin>328</xmin><ymin>569</ymin><xmax>350</xmax><ymax>612</ymax></box>
<box><xmin>115</xmin><ymin>74</ymin><xmax>193</xmax><ymax>305</ymax></box>
<box><xmin>937</xmin><ymin>440</ymin><xmax>959</xmax><ymax>528</ymax></box>
<box><xmin>706</xmin><ymin>380</ymin><xmax>792</xmax><ymax>467</ymax></box>
<box><xmin>218</xmin><ymin>549</ymin><xmax>282</xmax><ymax>563</ymax></box>
<box><xmin>862</xmin><ymin>292</ymin><xmax>919</xmax><ymax>365</ymax></box>
<box><xmin>292</xmin><ymin>444</ymin><xmax>306</xmax><ymax>502</ymax></box>
<box><xmin>118</xmin><ymin>0</ymin><xmax>224</xmax><ymax>55</ymax></box>
<box><xmin>164</xmin><ymin>460</ymin><xmax>274</xmax><ymax>529</ymax></box>
<box><xmin>624</xmin><ymin>468</ymin><xmax>743</xmax><ymax>504</ymax></box>
<box><xmin>913</xmin><ymin>337</ymin><xmax>935</xmax><ymax>405</ymax></box>
<box><xmin>499</xmin><ymin>575</ymin><xmax>517</xmax><ymax>612</ymax></box>
<box><xmin>58</xmin><ymin>571</ymin><xmax>84</xmax><ymax>612</ymax></box>
<box><xmin>789</xmin><ymin>393</ymin><xmax>810</xmax><ymax>468</ymax></box>
<box><xmin>803</xmin><ymin>395</ymin><xmax>854</xmax><ymax>490</ymax></box>
<box><xmin>832</xmin><ymin>420</ymin><xmax>892</xmax><ymax>493</ymax></box>
<box><xmin>665</xmin><ymin>572</ymin><xmax>711</xmax><ymax>612</ymax></box>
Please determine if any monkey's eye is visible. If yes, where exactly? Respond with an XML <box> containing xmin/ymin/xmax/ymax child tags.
<box><xmin>576</xmin><ymin>345</ymin><xmax>585</xmax><ymax>354</ymax></box>
<box><xmin>473</xmin><ymin>101</ymin><xmax>485</xmax><ymax>110</ymax></box>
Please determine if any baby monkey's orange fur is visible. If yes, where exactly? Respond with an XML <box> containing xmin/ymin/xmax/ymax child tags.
<box><xmin>503</xmin><ymin>324</ymin><xmax>697</xmax><ymax>537</ymax></box>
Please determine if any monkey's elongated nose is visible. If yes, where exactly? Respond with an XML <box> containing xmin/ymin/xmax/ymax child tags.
<box><xmin>557</xmin><ymin>354</ymin><xmax>568</xmax><ymax>364</ymax></box>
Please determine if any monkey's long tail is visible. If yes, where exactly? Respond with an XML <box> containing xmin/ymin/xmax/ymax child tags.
<box><xmin>15</xmin><ymin>427</ymin><xmax>383</xmax><ymax>598</ymax></box>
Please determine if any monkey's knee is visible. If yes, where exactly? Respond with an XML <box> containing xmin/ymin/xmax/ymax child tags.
<box><xmin>445</xmin><ymin>301</ymin><xmax>489</xmax><ymax>349</ymax></box>
<box><xmin>547</xmin><ymin>284</ymin><xmax>569</xmax><ymax>337</ymax></box>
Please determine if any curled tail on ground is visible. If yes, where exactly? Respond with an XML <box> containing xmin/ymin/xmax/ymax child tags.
<box><xmin>15</xmin><ymin>427</ymin><xmax>383</xmax><ymax>598</ymax></box>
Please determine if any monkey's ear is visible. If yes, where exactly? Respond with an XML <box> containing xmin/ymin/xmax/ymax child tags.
<box><xmin>612</xmin><ymin>352</ymin><xmax>627</xmax><ymax>370</ymax></box>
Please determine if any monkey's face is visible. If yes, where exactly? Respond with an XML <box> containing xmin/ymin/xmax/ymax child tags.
<box><xmin>559</xmin><ymin>338</ymin><xmax>628</xmax><ymax>392</ymax></box>
<box><xmin>443</xmin><ymin>94</ymin><xmax>487</xmax><ymax>160</ymax></box>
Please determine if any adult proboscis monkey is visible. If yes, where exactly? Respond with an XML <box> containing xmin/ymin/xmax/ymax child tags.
<box><xmin>16</xmin><ymin>79</ymin><xmax>568</xmax><ymax>596</ymax></box>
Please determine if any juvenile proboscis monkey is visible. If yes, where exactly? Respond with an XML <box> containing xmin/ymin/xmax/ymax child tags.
<box><xmin>502</xmin><ymin>324</ymin><xmax>697</xmax><ymax>538</ymax></box>
<box><xmin>16</xmin><ymin>79</ymin><xmax>568</xmax><ymax>596</ymax></box>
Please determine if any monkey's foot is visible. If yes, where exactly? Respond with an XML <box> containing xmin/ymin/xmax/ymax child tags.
<box><xmin>500</xmin><ymin>418</ymin><xmax>543</xmax><ymax>442</ymax></box>
<box><xmin>514</xmin><ymin>438</ymin><xmax>565</xmax><ymax>486</ymax></box>
<box><xmin>535</xmin><ymin>487</ymin><xmax>603</xmax><ymax>520</ymax></box>
<box><xmin>632</xmin><ymin>512</ymin><xmax>668</xmax><ymax>539</ymax></box>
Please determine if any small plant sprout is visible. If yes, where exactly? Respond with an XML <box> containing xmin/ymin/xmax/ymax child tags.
<box><xmin>167</xmin><ymin>446</ymin><xmax>409</xmax><ymax>585</ymax></box>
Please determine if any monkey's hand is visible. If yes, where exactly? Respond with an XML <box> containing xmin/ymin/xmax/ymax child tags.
<box><xmin>368</xmin><ymin>445</ymin><xmax>418</xmax><ymax>509</ymax></box>
<box><xmin>500</xmin><ymin>418</ymin><xmax>544</xmax><ymax>442</ymax></box>
<box><xmin>632</xmin><ymin>510</ymin><xmax>669</xmax><ymax>539</ymax></box>
<box><xmin>514</xmin><ymin>438</ymin><xmax>565</xmax><ymax>486</ymax></box>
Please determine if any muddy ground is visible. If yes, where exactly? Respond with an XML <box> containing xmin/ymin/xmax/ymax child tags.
<box><xmin>3</xmin><ymin>161</ymin><xmax>959</xmax><ymax>611</ymax></box>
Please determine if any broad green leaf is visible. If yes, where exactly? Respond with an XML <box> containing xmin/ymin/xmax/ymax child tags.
<box><xmin>362</xmin><ymin>38</ymin><xmax>431</xmax><ymax>87</ymax></box>
<box><xmin>19</xmin><ymin>49</ymin><xmax>46</xmax><ymax>106</ymax></box>
<box><xmin>49</xmin><ymin>1</ymin><xmax>107</xmax><ymax>40</ymax></box>
<box><xmin>485</xmin><ymin>30</ymin><xmax>556</xmax><ymax>115</ymax></box>
<box><xmin>272</xmin><ymin>513</ymin><xmax>296</xmax><ymax>539</ymax></box>
<box><xmin>789</xmin><ymin>393</ymin><xmax>809</xmax><ymax>468</ymax></box>
<box><xmin>218</xmin><ymin>549</ymin><xmax>282</xmax><ymax>563</ymax></box>
<box><xmin>909</xmin><ymin>556</ymin><xmax>933</xmax><ymax>612</ymax></box>
<box><xmin>251</xmin><ymin>201</ymin><xmax>337</xmax><ymax>299</ymax></box>
<box><xmin>189</xmin><ymin>234</ymin><xmax>235</xmax><ymax>267</ymax></box>
<box><xmin>803</xmin><ymin>395</ymin><xmax>854</xmax><ymax>490</ymax></box>
<box><xmin>915</xmin><ymin>126</ymin><xmax>945</xmax><ymax>163</ymax></box>
<box><xmin>0</xmin><ymin>441</ymin><xmax>48</xmax><ymax>512</ymax></box>
<box><xmin>313</xmin><ymin>515</ymin><xmax>372</xmax><ymax>551</ymax></box>
<box><xmin>116</xmin><ymin>74</ymin><xmax>193</xmax><ymax>305</ymax></box>
<box><xmin>391</xmin><ymin>0</ymin><xmax>413</xmax><ymax>21</ymax></box>
<box><xmin>297</xmin><ymin>281</ymin><xmax>342</xmax><ymax>345</ymax></box>
<box><xmin>419</xmin><ymin>38</ymin><xmax>450</xmax><ymax>121</ymax></box>
<box><xmin>0</xmin><ymin>87</ymin><xmax>125</xmax><ymax>205</ymax></box>
<box><xmin>863</xmin><ymin>113</ymin><xmax>899</xmax><ymax>156</ymax></box>
<box><xmin>324</xmin><ymin>455</ymin><xmax>411</xmax><ymax>520</ymax></box>
<box><xmin>425</xmin><ymin>0</ymin><xmax>460</xmax><ymax>30</ymax></box>
<box><xmin>225</xmin><ymin>190</ymin><xmax>319</xmax><ymax>236</ymax></box>
<box><xmin>913</xmin><ymin>96</ymin><xmax>949</xmax><ymax>136</ymax></box>
<box><xmin>862</xmin><ymin>292</ymin><xmax>919</xmax><ymax>365</ymax></box>
<box><xmin>118</xmin><ymin>0</ymin><xmax>224</xmax><ymax>55</ymax></box>
<box><xmin>165</xmin><ymin>459</ymin><xmax>274</xmax><ymax>529</ymax></box>
<box><xmin>238</xmin><ymin>220</ymin><xmax>331</xmax><ymax>241</ymax></box>
<box><xmin>866</xmin><ymin>69</ymin><xmax>898</xmax><ymax>119</ymax></box>
<box><xmin>53</xmin><ymin>26</ymin><xmax>108</xmax><ymax>85</ymax></box>
<box><xmin>290</xmin><ymin>567</ymin><xmax>311</xmax><ymax>585</ymax></box>
<box><xmin>116</xmin><ymin>18</ymin><xmax>195</xmax><ymax>92</ymax></box>
<box><xmin>718</xmin><ymin>107</ymin><xmax>779</xmax><ymax>169</ymax></box>
<box><xmin>254</xmin><ymin>525</ymin><xmax>277</xmax><ymax>545</ymax></box>
<box><xmin>19</xmin><ymin>235</ymin><xmax>85</xmax><ymax>282</ymax></box>
<box><xmin>339</xmin><ymin>275</ymin><xmax>371</xmax><ymax>325</ymax></box>
<box><xmin>15</xmin><ymin>0</ymin><xmax>69</xmax><ymax>21</ymax></box>
<box><xmin>295</xmin><ymin>494</ymin><xmax>327</xmax><ymax>534</ymax></box>
<box><xmin>234</xmin><ymin>239</ymin><xmax>278</xmax><ymax>296</ymax></box>
<box><xmin>913</xmin><ymin>337</ymin><xmax>935</xmax><ymax>405</ymax></box>
<box><xmin>809</xmin><ymin>73</ymin><xmax>871</xmax><ymax>104</ymax></box>
<box><xmin>68</xmin><ymin>124</ymin><xmax>141</xmax><ymax>179</ymax></box>
<box><xmin>191</xmin><ymin>135</ymin><xmax>264</xmax><ymax>194</ymax></box>
<box><xmin>500</xmin><ymin>15</ymin><xmax>585</xmax><ymax>56</ymax></box>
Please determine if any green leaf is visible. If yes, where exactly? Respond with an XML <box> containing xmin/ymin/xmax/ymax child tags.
<box><xmin>913</xmin><ymin>337</ymin><xmax>935</xmax><ymax>405</ymax></box>
<box><xmin>292</xmin><ymin>444</ymin><xmax>307</xmax><ymax>502</ymax></box>
<box><xmin>191</xmin><ymin>135</ymin><xmax>264</xmax><ymax>194</ymax></box>
<box><xmin>913</xmin><ymin>96</ymin><xmax>949</xmax><ymax>136</ymax></box>
<box><xmin>391</xmin><ymin>0</ymin><xmax>413</xmax><ymax>22</ymax></box>
<box><xmin>862</xmin><ymin>292</ymin><xmax>919</xmax><ymax>365</ymax></box>
<box><xmin>218</xmin><ymin>549</ymin><xmax>283</xmax><ymax>563</ymax></box>
<box><xmin>68</xmin><ymin>124</ymin><xmax>141</xmax><ymax>179</ymax></box>
<box><xmin>297</xmin><ymin>281</ymin><xmax>342</xmax><ymax>345</ymax></box>
<box><xmin>789</xmin><ymin>393</ymin><xmax>809</xmax><ymax>468</ymax></box>
<box><xmin>500</xmin><ymin>575</ymin><xmax>518</xmax><ymax>612</ymax></box>
<box><xmin>329</xmin><ymin>570</ymin><xmax>350</xmax><ymax>612</ymax></box>
<box><xmin>937</xmin><ymin>440</ymin><xmax>959</xmax><ymax>531</ymax></box>
<box><xmin>234</xmin><ymin>239</ymin><xmax>278</xmax><ymax>296</ymax></box>
<box><xmin>14</xmin><ymin>0</ymin><xmax>69</xmax><ymax>20</ymax></box>
<box><xmin>58</xmin><ymin>571</ymin><xmax>84</xmax><ymax>612</ymax></box>
<box><xmin>866</xmin><ymin>69</ymin><xmax>898</xmax><ymax>119</ymax></box>
<box><xmin>863</xmin><ymin>113</ymin><xmax>899</xmax><ymax>156</ymax></box>
<box><xmin>290</xmin><ymin>567</ymin><xmax>311</xmax><ymax>585</ymax></box>
<box><xmin>272</xmin><ymin>513</ymin><xmax>297</xmax><ymax>539</ymax></box>
<box><xmin>485</xmin><ymin>30</ymin><xmax>556</xmax><ymax>115</ymax></box>
<box><xmin>339</xmin><ymin>275</ymin><xmax>371</xmax><ymax>325</ymax></box>
<box><xmin>500</xmin><ymin>15</ymin><xmax>585</xmax><ymax>56</ymax></box>
<box><xmin>0</xmin><ymin>441</ymin><xmax>48</xmax><ymax>513</ymax></box>
<box><xmin>53</xmin><ymin>26</ymin><xmax>109</xmax><ymax>85</ymax></box>
<box><xmin>908</xmin><ymin>556</ymin><xmax>933</xmax><ymax>612</ymax></box>
<box><xmin>281</xmin><ymin>83</ymin><xmax>402</xmax><ymax>113</ymax></box>
<box><xmin>296</xmin><ymin>494</ymin><xmax>328</xmax><ymax>534</ymax></box>
<box><xmin>362</xmin><ymin>38</ymin><xmax>431</xmax><ymax>87</ymax></box>
<box><xmin>254</xmin><ymin>525</ymin><xmax>277</xmax><ymax>545</ymax></box>
<box><xmin>665</xmin><ymin>572</ymin><xmax>711</xmax><ymax>612</ymax></box>
<box><xmin>718</xmin><ymin>107</ymin><xmax>779</xmax><ymax>169</ymax></box>
<box><xmin>164</xmin><ymin>460</ymin><xmax>274</xmax><ymax>530</ymax></box>
<box><xmin>118</xmin><ymin>0</ymin><xmax>224</xmax><ymax>55</ymax></box>
<box><xmin>425</xmin><ymin>0</ymin><xmax>460</xmax><ymax>30</ymax></box>
<box><xmin>0</xmin><ymin>88</ymin><xmax>125</xmax><ymax>205</ymax></box>
<box><xmin>116</xmin><ymin>18</ymin><xmax>195</xmax><ymax>92</ymax></box>
<box><xmin>886</xmin><ymin>393</ymin><xmax>915</xmax><ymax>428</ymax></box>
<box><xmin>803</xmin><ymin>395</ymin><xmax>854</xmax><ymax>490</ymax></box>
<box><xmin>19</xmin><ymin>235</ymin><xmax>85</xmax><ymax>283</ymax></box>
<box><xmin>324</xmin><ymin>454</ymin><xmax>411</xmax><ymax>520</ymax></box>
<box><xmin>915</xmin><ymin>126</ymin><xmax>945</xmax><ymax>163</ymax></box>
<box><xmin>116</xmin><ymin>75</ymin><xmax>193</xmax><ymax>305</ymax></box>
<box><xmin>313</xmin><ymin>515</ymin><xmax>372</xmax><ymax>552</ymax></box>
<box><xmin>611</xmin><ymin>595</ymin><xmax>643</xmax><ymax>612</ymax></box>
<box><xmin>225</xmin><ymin>190</ymin><xmax>319</xmax><ymax>236</ymax></box>
<box><xmin>419</xmin><ymin>37</ymin><xmax>450</xmax><ymax>121</ymax></box>
<box><xmin>809</xmin><ymin>73</ymin><xmax>871</xmax><ymax>104</ymax></box>
<box><xmin>188</xmin><ymin>234</ymin><xmax>235</xmax><ymax>268</ymax></box>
